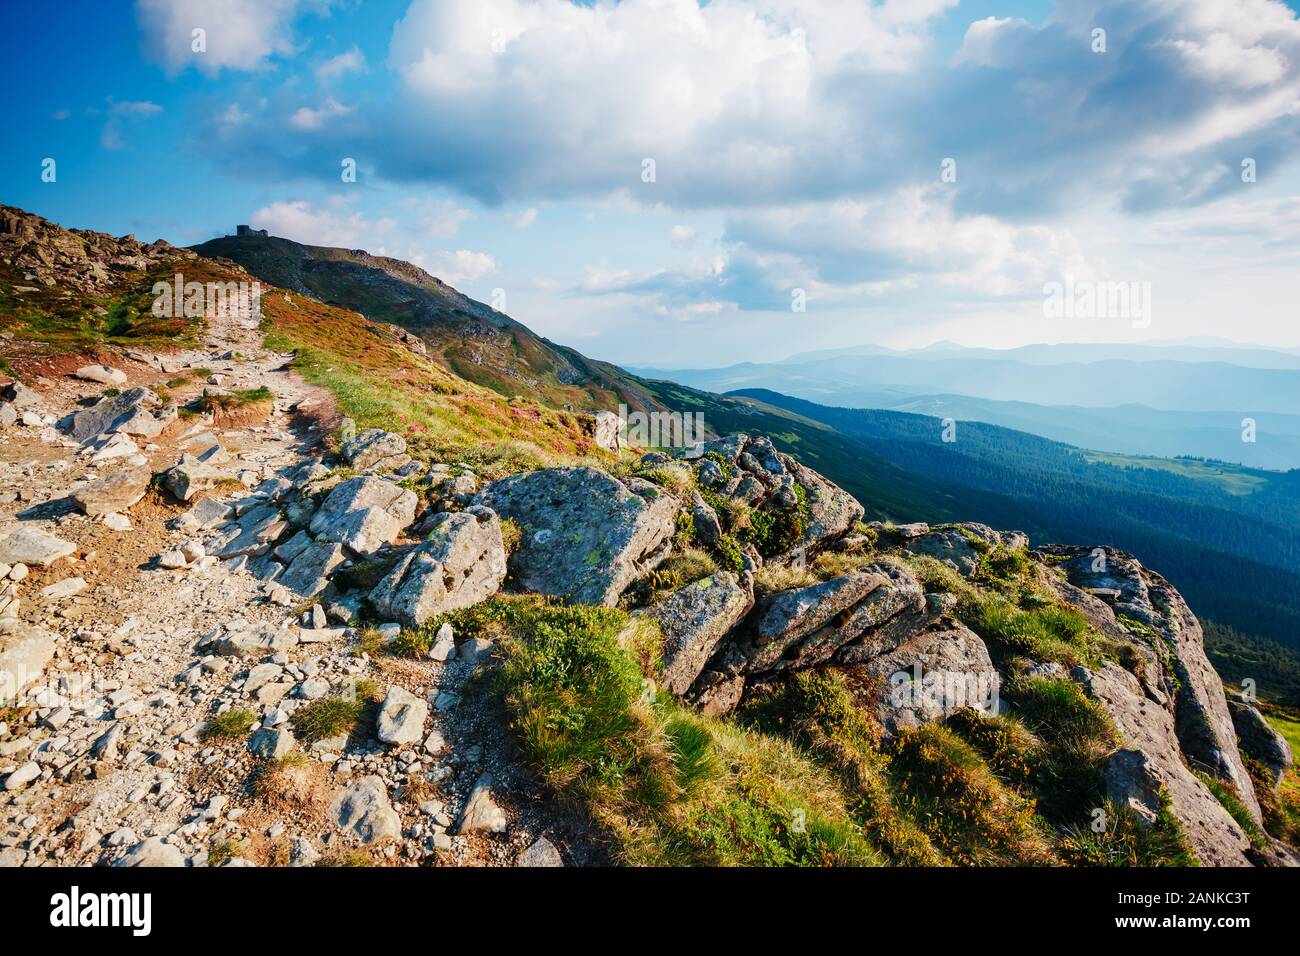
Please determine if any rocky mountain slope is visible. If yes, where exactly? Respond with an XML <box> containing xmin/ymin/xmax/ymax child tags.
<box><xmin>191</xmin><ymin>233</ymin><xmax>665</xmax><ymax>417</ymax></box>
<box><xmin>1</xmin><ymin>204</ymin><xmax>1297</xmax><ymax>867</ymax></box>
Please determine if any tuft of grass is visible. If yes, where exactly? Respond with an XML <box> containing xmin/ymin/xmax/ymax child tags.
<box><xmin>202</xmin><ymin>708</ymin><xmax>257</xmax><ymax>740</ymax></box>
<box><xmin>888</xmin><ymin>723</ymin><xmax>1053</xmax><ymax>866</ymax></box>
<box><xmin>320</xmin><ymin>849</ymin><xmax>374</xmax><ymax>867</ymax></box>
<box><xmin>207</xmin><ymin>838</ymin><xmax>243</xmax><ymax>867</ymax></box>
<box><xmin>1195</xmin><ymin>771</ymin><xmax>1268</xmax><ymax>849</ymax></box>
<box><xmin>198</xmin><ymin>385</ymin><xmax>273</xmax><ymax>412</ymax></box>
<box><xmin>1057</xmin><ymin>793</ymin><xmax>1198</xmax><ymax>867</ymax></box>
<box><xmin>961</xmin><ymin>593</ymin><xmax>1103</xmax><ymax>667</ymax></box>
<box><xmin>290</xmin><ymin>679</ymin><xmax>381</xmax><ymax>743</ymax></box>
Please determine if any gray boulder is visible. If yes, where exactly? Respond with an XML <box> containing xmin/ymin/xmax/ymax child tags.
<box><xmin>73</xmin><ymin>364</ymin><xmax>127</xmax><ymax>386</ymax></box>
<box><xmin>161</xmin><ymin>453</ymin><xmax>235</xmax><ymax>502</ymax></box>
<box><xmin>476</xmin><ymin>467</ymin><xmax>678</xmax><ymax>606</ymax></box>
<box><xmin>651</xmin><ymin>572</ymin><xmax>753</xmax><ymax>695</ymax></box>
<box><xmin>71</xmin><ymin>465</ymin><xmax>151</xmax><ymax>517</ymax></box>
<box><xmin>375</xmin><ymin>686</ymin><xmax>428</xmax><ymax>746</ymax></box>
<box><xmin>454</xmin><ymin>772</ymin><xmax>508</xmax><ymax>834</ymax></box>
<box><xmin>857</xmin><ymin>621</ymin><xmax>999</xmax><ymax>737</ymax></box>
<box><xmin>69</xmin><ymin>386</ymin><xmax>159</xmax><ymax>441</ymax></box>
<box><xmin>370</xmin><ymin>507</ymin><xmax>507</xmax><ymax>628</ymax></box>
<box><xmin>341</xmin><ymin>429</ymin><xmax>408</xmax><ymax>471</ymax></box>
<box><xmin>114</xmin><ymin>836</ymin><xmax>186</xmax><ymax>867</ymax></box>
<box><xmin>309</xmin><ymin>476</ymin><xmax>418</xmax><ymax>556</ymax></box>
<box><xmin>278</xmin><ymin>541</ymin><xmax>347</xmax><ymax>599</ymax></box>
<box><xmin>1228</xmin><ymin>699</ymin><xmax>1293</xmax><ymax>788</ymax></box>
<box><xmin>0</xmin><ymin>623</ymin><xmax>55</xmax><ymax>697</ymax></box>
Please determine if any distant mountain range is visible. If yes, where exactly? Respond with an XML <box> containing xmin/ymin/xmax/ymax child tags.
<box><xmin>632</xmin><ymin>339</ymin><xmax>1300</xmax><ymax>469</ymax></box>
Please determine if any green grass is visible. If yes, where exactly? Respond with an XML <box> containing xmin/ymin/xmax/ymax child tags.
<box><xmin>887</xmin><ymin>723</ymin><xmax>1052</xmax><ymax>866</ymax></box>
<box><xmin>489</xmin><ymin>596</ymin><xmax>884</xmax><ymax>865</ymax></box>
<box><xmin>202</xmin><ymin>708</ymin><xmax>257</xmax><ymax>740</ymax></box>
<box><xmin>960</xmin><ymin>593</ymin><xmax>1105</xmax><ymax>667</ymax></box>
<box><xmin>1080</xmin><ymin>450</ymin><xmax>1271</xmax><ymax>497</ymax></box>
<box><xmin>739</xmin><ymin>670</ymin><xmax>945</xmax><ymax>865</ymax></box>
<box><xmin>1196</xmin><ymin>771</ymin><xmax>1268</xmax><ymax>849</ymax></box>
<box><xmin>1057</xmin><ymin>793</ymin><xmax>1199</xmax><ymax>867</ymax></box>
<box><xmin>290</xmin><ymin>679</ymin><xmax>381</xmax><ymax>742</ymax></box>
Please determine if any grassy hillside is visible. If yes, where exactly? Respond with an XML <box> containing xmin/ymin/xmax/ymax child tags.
<box><xmin>192</xmin><ymin>234</ymin><xmax>665</xmax><ymax>417</ymax></box>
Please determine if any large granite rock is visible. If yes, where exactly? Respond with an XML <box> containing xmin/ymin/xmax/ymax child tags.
<box><xmin>856</xmin><ymin>620</ymin><xmax>999</xmax><ymax>737</ymax></box>
<box><xmin>1046</xmin><ymin>545</ymin><xmax>1262</xmax><ymax>825</ymax></box>
<box><xmin>370</xmin><ymin>507</ymin><xmax>506</xmax><ymax>628</ymax></box>
<box><xmin>1075</xmin><ymin>662</ymin><xmax>1253</xmax><ymax>867</ymax></box>
<box><xmin>309</xmin><ymin>476</ymin><xmax>417</xmax><ymax>556</ymax></box>
<box><xmin>651</xmin><ymin>572</ymin><xmax>753</xmax><ymax>695</ymax></box>
<box><xmin>476</xmin><ymin>467</ymin><xmax>678</xmax><ymax>606</ymax></box>
<box><xmin>71</xmin><ymin>465</ymin><xmax>151</xmax><ymax>517</ymax></box>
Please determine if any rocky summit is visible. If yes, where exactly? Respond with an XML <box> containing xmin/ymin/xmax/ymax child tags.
<box><xmin>1</xmin><ymin>202</ymin><xmax>1296</xmax><ymax>873</ymax></box>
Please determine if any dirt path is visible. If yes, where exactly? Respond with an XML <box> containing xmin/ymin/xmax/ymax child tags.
<box><xmin>0</xmin><ymin>307</ymin><xmax>573</xmax><ymax>868</ymax></box>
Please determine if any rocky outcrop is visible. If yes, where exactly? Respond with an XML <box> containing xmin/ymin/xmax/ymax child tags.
<box><xmin>1228</xmin><ymin>700</ymin><xmax>1293</xmax><ymax>788</ymax></box>
<box><xmin>0</xmin><ymin>203</ymin><xmax>195</xmax><ymax>295</ymax></box>
<box><xmin>476</xmin><ymin>467</ymin><xmax>678</xmax><ymax>606</ymax></box>
<box><xmin>683</xmin><ymin>434</ymin><xmax>863</xmax><ymax>561</ymax></box>
<box><xmin>370</xmin><ymin>507</ymin><xmax>507</xmax><ymax>628</ymax></box>
<box><xmin>1045</xmin><ymin>546</ymin><xmax>1262</xmax><ymax>825</ymax></box>
<box><xmin>689</xmin><ymin>563</ymin><xmax>927</xmax><ymax>715</ymax></box>
<box><xmin>1075</xmin><ymin>662</ymin><xmax>1253</xmax><ymax>866</ymax></box>
<box><xmin>650</xmin><ymin>572</ymin><xmax>754</xmax><ymax>695</ymax></box>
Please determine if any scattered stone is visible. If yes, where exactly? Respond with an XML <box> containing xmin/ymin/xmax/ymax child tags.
<box><xmin>333</xmin><ymin>776</ymin><xmax>401</xmax><ymax>843</ymax></box>
<box><xmin>518</xmin><ymin>836</ymin><xmax>564</xmax><ymax>867</ymax></box>
<box><xmin>376</xmin><ymin>686</ymin><xmax>428</xmax><ymax>746</ymax></box>
<box><xmin>73</xmin><ymin>364</ymin><xmax>127</xmax><ymax>386</ymax></box>
<box><xmin>454</xmin><ymin>772</ymin><xmax>508</xmax><ymax>834</ymax></box>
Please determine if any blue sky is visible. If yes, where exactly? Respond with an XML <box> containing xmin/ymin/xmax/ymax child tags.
<box><xmin>5</xmin><ymin>0</ymin><xmax>1300</xmax><ymax>367</ymax></box>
